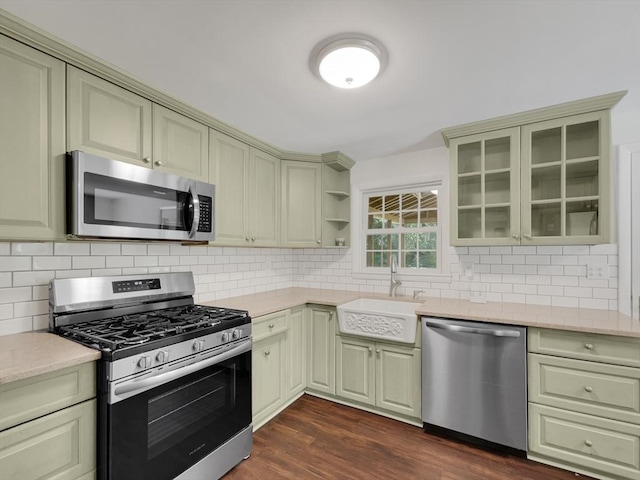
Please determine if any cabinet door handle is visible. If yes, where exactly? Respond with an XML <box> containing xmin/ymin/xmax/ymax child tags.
<box><xmin>264</xmin><ymin>350</ymin><xmax>270</xmax><ymax>356</ymax></box>
<box><xmin>154</xmin><ymin>160</ymin><xmax>163</xmax><ymax>167</ymax></box>
<box><xmin>523</xmin><ymin>233</ymin><xmax>532</xmax><ymax>240</ymax></box>
<box><xmin>251</xmin><ymin>237</ymin><xmax>256</xmax><ymax>242</ymax></box>
<box><xmin>143</xmin><ymin>157</ymin><xmax>151</xmax><ymax>164</ymax></box>
<box><xmin>584</xmin><ymin>343</ymin><xmax>594</xmax><ymax>350</ymax></box>
<box><xmin>329</xmin><ymin>312</ymin><xmax>334</xmax><ymax>320</ymax></box>
<box><xmin>268</xmin><ymin>323</ymin><xmax>275</xmax><ymax>329</ymax></box>
<box><xmin>584</xmin><ymin>386</ymin><xmax>594</xmax><ymax>393</ymax></box>
<box><xmin>512</xmin><ymin>233</ymin><xmax>520</xmax><ymax>240</ymax></box>
<box><xmin>368</xmin><ymin>347</ymin><xmax>373</xmax><ymax>354</ymax></box>
<box><xmin>316</xmin><ymin>239</ymin><xmax>321</xmax><ymax>244</ymax></box>
<box><xmin>375</xmin><ymin>348</ymin><xmax>381</xmax><ymax>355</ymax></box>
<box><xmin>584</xmin><ymin>440</ymin><xmax>593</xmax><ymax>447</ymax></box>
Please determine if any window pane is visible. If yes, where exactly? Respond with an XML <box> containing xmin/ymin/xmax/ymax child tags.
<box><xmin>402</xmin><ymin>233</ymin><xmax>418</xmax><ymax>249</ymax></box>
<box><xmin>401</xmin><ymin>193</ymin><xmax>419</xmax><ymax>210</ymax></box>
<box><xmin>402</xmin><ymin>211</ymin><xmax>419</xmax><ymax>227</ymax></box>
<box><xmin>420</xmin><ymin>192</ymin><xmax>438</xmax><ymax>209</ymax></box>
<box><xmin>386</xmin><ymin>212</ymin><xmax>401</xmax><ymax>228</ymax></box>
<box><xmin>368</xmin><ymin>214</ymin><xmax>385</xmax><ymax>229</ymax></box>
<box><xmin>420</xmin><ymin>209</ymin><xmax>437</xmax><ymax>226</ymax></box>
<box><xmin>419</xmin><ymin>232</ymin><xmax>437</xmax><ymax>250</ymax></box>
<box><xmin>390</xmin><ymin>234</ymin><xmax>399</xmax><ymax>250</ymax></box>
<box><xmin>419</xmin><ymin>251</ymin><xmax>437</xmax><ymax>268</ymax></box>
<box><xmin>384</xmin><ymin>195</ymin><xmax>400</xmax><ymax>211</ymax></box>
<box><xmin>367</xmin><ymin>234</ymin><xmax>389</xmax><ymax>250</ymax></box>
<box><xmin>368</xmin><ymin>196</ymin><xmax>383</xmax><ymax>213</ymax></box>
<box><xmin>403</xmin><ymin>251</ymin><xmax>418</xmax><ymax>268</ymax></box>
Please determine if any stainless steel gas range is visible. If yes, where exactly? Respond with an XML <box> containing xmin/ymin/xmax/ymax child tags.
<box><xmin>49</xmin><ymin>272</ymin><xmax>252</xmax><ymax>480</ymax></box>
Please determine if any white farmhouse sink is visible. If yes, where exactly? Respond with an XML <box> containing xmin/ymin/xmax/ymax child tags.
<box><xmin>336</xmin><ymin>298</ymin><xmax>421</xmax><ymax>344</ymax></box>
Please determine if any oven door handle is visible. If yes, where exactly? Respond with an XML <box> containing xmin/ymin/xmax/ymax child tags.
<box><xmin>111</xmin><ymin>340</ymin><xmax>251</xmax><ymax>403</ymax></box>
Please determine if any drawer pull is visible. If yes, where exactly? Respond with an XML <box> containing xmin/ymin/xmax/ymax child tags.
<box><xmin>264</xmin><ymin>350</ymin><xmax>270</xmax><ymax>356</ymax></box>
<box><xmin>269</xmin><ymin>323</ymin><xmax>275</xmax><ymax>329</ymax></box>
<box><xmin>584</xmin><ymin>386</ymin><xmax>594</xmax><ymax>393</ymax></box>
<box><xmin>584</xmin><ymin>343</ymin><xmax>594</xmax><ymax>350</ymax></box>
<box><xmin>585</xmin><ymin>440</ymin><xmax>593</xmax><ymax>447</ymax></box>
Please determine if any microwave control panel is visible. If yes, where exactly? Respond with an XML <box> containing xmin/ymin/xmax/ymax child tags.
<box><xmin>198</xmin><ymin>195</ymin><xmax>213</xmax><ymax>233</ymax></box>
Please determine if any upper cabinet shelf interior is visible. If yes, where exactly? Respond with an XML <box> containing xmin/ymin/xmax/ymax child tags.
<box><xmin>443</xmin><ymin>91</ymin><xmax>626</xmax><ymax>246</ymax></box>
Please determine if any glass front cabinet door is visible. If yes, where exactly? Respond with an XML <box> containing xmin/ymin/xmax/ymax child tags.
<box><xmin>521</xmin><ymin>111</ymin><xmax>610</xmax><ymax>245</ymax></box>
<box><xmin>450</xmin><ymin>110</ymin><xmax>611</xmax><ymax>246</ymax></box>
<box><xmin>450</xmin><ymin>127</ymin><xmax>521</xmax><ymax>245</ymax></box>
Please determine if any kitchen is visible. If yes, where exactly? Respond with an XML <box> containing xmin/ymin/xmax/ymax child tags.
<box><xmin>1</xmin><ymin>1</ymin><xmax>639</xmax><ymax>480</ymax></box>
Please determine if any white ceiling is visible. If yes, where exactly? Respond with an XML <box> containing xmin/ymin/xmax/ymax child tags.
<box><xmin>2</xmin><ymin>0</ymin><xmax>639</xmax><ymax>161</ymax></box>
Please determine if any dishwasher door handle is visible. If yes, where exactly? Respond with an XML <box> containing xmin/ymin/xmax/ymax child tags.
<box><xmin>426</xmin><ymin>321</ymin><xmax>521</xmax><ymax>338</ymax></box>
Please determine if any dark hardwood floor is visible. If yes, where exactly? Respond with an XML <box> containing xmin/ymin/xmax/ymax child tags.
<box><xmin>224</xmin><ymin>394</ymin><xmax>589</xmax><ymax>480</ymax></box>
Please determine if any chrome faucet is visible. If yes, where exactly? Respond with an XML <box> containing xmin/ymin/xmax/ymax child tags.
<box><xmin>389</xmin><ymin>254</ymin><xmax>402</xmax><ymax>297</ymax></box>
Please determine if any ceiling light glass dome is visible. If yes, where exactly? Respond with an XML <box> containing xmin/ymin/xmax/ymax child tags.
<box><xmin>312</xmin><ymin>34</ymin><xmax>386</xmax><ymax>89</ymax></box>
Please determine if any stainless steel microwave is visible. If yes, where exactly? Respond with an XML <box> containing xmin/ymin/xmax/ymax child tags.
<box><xmin>68</xmin><ymin>151</ymin><xmax>215</xmax><ymax>242</ymax></box>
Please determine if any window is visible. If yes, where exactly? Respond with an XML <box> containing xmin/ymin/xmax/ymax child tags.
<box><xmin>363</xmin><ymin>185</ymin><xmax>441</xmax><ymax>272</ymax></box>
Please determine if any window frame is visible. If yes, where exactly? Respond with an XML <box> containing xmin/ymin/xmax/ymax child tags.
<box><xmin>352</xmin><ymin>176</ymin><xmax>451</xmax><ymax>281</ymax></box>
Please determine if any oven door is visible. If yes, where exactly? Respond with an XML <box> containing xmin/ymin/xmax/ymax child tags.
<box><xmin>69</xmin><ymin>150</ymin><xmax>214</xmax><ymax>241</ymax></box>
<box><xmin>102</xmin><ymin>342</ymin><xmax>251</xmax><ymax>480</ymax></box>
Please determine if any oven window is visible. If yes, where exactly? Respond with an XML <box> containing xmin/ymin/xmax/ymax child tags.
<box><xmin>147</xmin><ymin>369</ymin><xmax>232</xmax><ymax>459</ymax></box>
<box><xmin>84</xmin><ymin>172</ymin><xmax>189</xmax><ymax>230</ymax></box>
<box><xmin>105</xmin><ymin>351</ymin><xmax>251</xmax><ymax>480</ymax></box>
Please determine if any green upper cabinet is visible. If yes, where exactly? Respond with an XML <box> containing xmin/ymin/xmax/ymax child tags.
<box><xmin>0</xmin><ymin>35</ymin><xmax>66</xmax><ymax>241</ymax></box>
<box><xmin>67</xmin><ymin>65</ymin><xmax>152</xmax><ymax>166</ymax></box>
<box><xmin>281</xmin><ymin>160</ymin><xmax>322</xmax><ymax>248</ymax></box>
<box><xmin>521</xmin><ymin>111</ymin><xmax>610</xmax><ymax>245</ymax></box>
<box><xmin>450</xmin><ymin>127</ymin><xmax>521</xmax><ymax>245</ymax></box>
<box><xmin>444</xmin><ymin>92</ymin><xmax>625</xmax><ymax>246</ymax></box>
<box><xmin>67</xmin><ymin>66</ymin><xmax>208</xmax><ymax>181</ymax></box>
<box><xmin>210</xmin><ymin>130</ymin><xmax>280</xmax><ymax>246</ymax></box>
<box><xmin>152</xmin><ymin>104</ymin><xmax>209</xmax><ymax>181</ymax></box>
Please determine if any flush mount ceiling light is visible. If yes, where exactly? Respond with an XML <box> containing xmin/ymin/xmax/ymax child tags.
<box><xmin>311</xmin><ymin>33</ymin><xmax>387</xmax><ymax>89</ymax></box>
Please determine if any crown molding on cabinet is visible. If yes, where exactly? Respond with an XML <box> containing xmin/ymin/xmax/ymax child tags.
<box><xmin>321</xmin><ymin>151</ymin><xmax>356</xmax><ymax>171</ymax></box>
<box><xmin>440</xmin><ymin>90</ymin><xmax>627</xmax><ymax>147</ymax></box>
<box><xmin>0</xmin><ymin>8</ymin><xmax>282</xmax><ymax>159</ymax></box>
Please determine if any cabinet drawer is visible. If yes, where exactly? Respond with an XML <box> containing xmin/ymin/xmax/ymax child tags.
<box><xmin>529</xmin><ymin>328</ymin><xmax>640</xmax><ymax>367</ymax></box>
<box><xmin>253</xmin><ymin>310</ymin><xmax>288</xmax><ymax>342</ymax></box>
<box><xmin>528</xmin><ymin>403</ymin><xmax>640</xmax><ymax>480</ymax></box>
<box><xmin>0</xmin><ymin>398</ymin><xmax>96</xmax><ymax>480</ymax></box>
<box><xmin>529</xmin><ymin>354</ymin><xmax>640</xmax><ymax>424</ymax></box>
<box><xmin>0</xmin><ymin>362</ymin><xmax>96</xmax><ymax>431</ymax></box>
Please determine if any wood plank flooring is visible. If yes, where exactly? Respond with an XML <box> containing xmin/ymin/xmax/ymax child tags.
<box><xmin>223</xmin><ymin>394</ymin><xmax>590</xmax><ymax>480</ymax></box>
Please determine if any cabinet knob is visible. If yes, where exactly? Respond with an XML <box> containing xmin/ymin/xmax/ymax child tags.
<box><xmin>268</xmin><ymin>323</ymin><xmax>274</xmax><ymax>329</ymax></box>
<box><xmin>251</xmin><ymin>237</ymin><xmax>256</xmax><ymax>242</ymax></box>
<box><xmin>584</xmin><ymin>343</ymin><xmax>594</xmax><ymax>350</ymax></box>
<box><xmin>376</xmin><ymin>348</ymin><xmax>381</xmax><ymax>354</ymax></box>
<box><xmin>154</xmin><ymin>160</ymin><xmax>163</xmax><ymax>166</ymax></box>
<box><xmin>316</xmin><ymin>239</ymin><xmax>321</xmax><ymax>244</ymax></box>
<box><xmin>264</xmin><ymin>350</ymin><xmax>270</xmax><ymax>356</ymax></box>
<box><xmin>143</xmin><ymin>157</ymin><xmax>151</xmax><ymax>164</ymax></box>
<box><xmin>368</xmin><ymin>347</ymin><xmax>373</xmax><ymax>353</ymax></box>
<box><xmin>584</xmin><ymin>386</ymin><xmax>593</xmax><ymax>393</ymax></box>
<box><xmin>523</xmin><ymin>233</ymin><xmax>532</xmax><ymax>240</ymax></box>
<box><xmin>584</xmin><ymin>440</ymin><xmax>593</xmax><ymax>447</ymax></box>
<box><xmin>245</xmin><ymin>237</ymin><xmax>250</xmax><ymax>242</ymax></box>
<box><xmin>329</xmin><ymin>312</ymin><xmax>334</xmax><ymax>320</ymax></box>
<box><xmin>512</xmin><ymin>233</ymin><xmax>521</xmax><ymax>240</ymax></box>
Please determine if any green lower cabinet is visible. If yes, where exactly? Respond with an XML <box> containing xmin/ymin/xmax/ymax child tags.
<box><xmin>287</xmin><ymin>306</ymin><xmax>306</xmax><ymax>398</ymax></box>
<box><xmin>0</xmin><ymin>398</ymin><xmax>96</xmax><ymax>480</ymax></box>
<box><xmin>336</xmin><ymin>335</ymin><xmax>421</xmax><ymax>420</ymax></box>
<box><xmin>529</xmin><ymin>403</ymin><xmax>640</xmax><ymax>480</ymax></box>
<box><xmin>252</xmin><ymin>332</ymin><xmax>286</xmax><ymax>427</ymax></box>
<box><xmin>306</xmin><ymin>306</ymin><xmax>336</xmax><ymax>395</ymax></box>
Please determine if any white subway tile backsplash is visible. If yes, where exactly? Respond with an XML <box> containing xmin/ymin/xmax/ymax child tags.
<box><xmin>590</xmin><ymin>244</ymin><xmax>617</xmax><ymax>255</ymax></box>
<box><xmin>0</xmin><ymin>256</ymin><xmax>31</xmax><ymax>271</ymax></box>
<box><xmin>11</xmin><ymin>242</ymin><xmax>53</xmax><ymax>256</ymax></box>
<box><xmin>54</xmin><ymin>242</ymin><xmax>90</xmax><ymax>256</ymax></box>
<box><xmin>91</xmin><ymin>243</ymin><xmax>121</xmax><ymax>256</ymax></box>
<box><xmin>33</xmin><ymin>256</ymin><xmax>71</xmax><ymax>270</ymax></box>
<box><xmin>13</xmin><ymin>271</ymin><xmax>54</xmax><ymax>287</ymax></box>
<box><xmin>73</xmin><ymin>256</ymin><xmax>106</xmax><ymax>269</ymax></box>
<box><xmin>122</xmin><ymin>244</ymin><xmax>148</xmax><ymax>256</ymax></box>
<box><xmin>0</xmin><ymin>239</ymin><xmax>623</xmax><ymax>335</ymax></box>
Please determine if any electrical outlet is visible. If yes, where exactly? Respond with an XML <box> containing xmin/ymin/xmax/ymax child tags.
<box><xmin>586</xmin><ymin>262</ymin><xmax>609</xmax><ymax>280</ymax></box>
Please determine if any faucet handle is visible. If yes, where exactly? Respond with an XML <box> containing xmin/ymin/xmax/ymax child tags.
<box><xmin>413</xmin><ymin>290</ymin><xmax>426</xmax><ymax>299</ymax></box>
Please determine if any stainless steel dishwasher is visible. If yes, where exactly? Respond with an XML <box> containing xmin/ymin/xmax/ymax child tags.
<box><xmin>421</xmin><ymin>316</ymin><xmax>527</xmax><ymax>453</ymax></box>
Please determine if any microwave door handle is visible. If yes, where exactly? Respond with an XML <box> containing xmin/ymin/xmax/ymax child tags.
<box><xmin>188</xmin><ymin>186</ymin><xmax>200</xmax><ymax>238</ymax></box>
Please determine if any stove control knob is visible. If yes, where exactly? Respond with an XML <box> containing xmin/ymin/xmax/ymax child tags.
<box><xmin>193</xmin><ymin>340</ymin><xmax>204</xmax><ymax>352</ymax></box>
<box><xmin>221</xmin><ymin>332</ymin><xmax>230</xmax><ymax>342</ymax></box>
<box><xmin>156</xmin><ymin>350</ymin><xmax>169</xmax><ymax>363</ymax></box>
<box><xmin>137</xmin><ymin>356</ymin><xmax>151</xmax><ymax>369</ymax></box>
<box><xmin>232</xmin><ymin>329</ymin><xmax>241</xmax><ymax>340</ymax></box>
